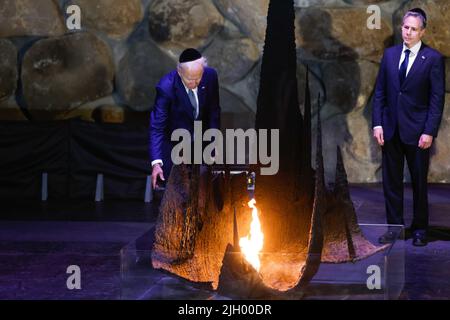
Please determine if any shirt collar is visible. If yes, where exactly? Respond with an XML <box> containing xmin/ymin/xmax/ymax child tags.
<box><xmin>181</xmin><ymin>82</ymin><xmax>198</xmax><ymax>94</ymax></box>
<box><xmin>403</xmin><ymin>40</ymin><xmax>422</xmax><ymax>56</ymax></box>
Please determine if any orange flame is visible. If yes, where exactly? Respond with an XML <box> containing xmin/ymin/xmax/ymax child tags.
<box><xmin>239</xmin><ymin>199</ymin><xmax>264</xmax><ymax>271</ymax></box>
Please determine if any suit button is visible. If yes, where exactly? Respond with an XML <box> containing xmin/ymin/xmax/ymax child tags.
<box><xmin>399</xmin><ymin>92</ymin><xmax>402</xmax><ymax>95</ymax></box>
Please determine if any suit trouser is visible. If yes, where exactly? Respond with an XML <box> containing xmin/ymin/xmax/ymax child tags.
<box><xmin>382</xmin><ymin>129</ymin><xmax>430</xmax><ymax>231</ymax></box>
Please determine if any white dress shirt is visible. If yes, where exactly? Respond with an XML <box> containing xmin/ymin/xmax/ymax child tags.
<box><xmin>183</xmin><ymin>84</ymin><xmax>199</xmax><ymax>119</ymax></box>
<box><xmin>398</xmin><ymin>40</ymin><xmax>422</xmax><ymax>77</ymax></box>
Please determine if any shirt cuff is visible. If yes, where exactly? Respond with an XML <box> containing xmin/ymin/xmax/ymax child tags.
<box><xmin>151</xmin><ymin>159</ymin><xmax>163</xmax><ymax>167</ymax></box>
<box><xmin>373</xmin><ymin>126</ymin><xmax>382</xmax><ymax>130</ymax></box>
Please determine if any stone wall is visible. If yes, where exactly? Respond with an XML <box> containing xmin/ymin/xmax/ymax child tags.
<box><xmin>0</xmin><ymin>0</ymin><xmax>449</xmax><ymax>182</ymax></box>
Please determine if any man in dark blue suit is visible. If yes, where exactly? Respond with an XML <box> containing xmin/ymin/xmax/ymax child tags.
<box><xmin>372</xmin><ymin>8</ymin><xmax>445</xmax><ymax>246</ymax></box>
<box><xmin>149</xmin><ymin>48</ymin><xmax>221</xmax><ymax>189</ymax></box>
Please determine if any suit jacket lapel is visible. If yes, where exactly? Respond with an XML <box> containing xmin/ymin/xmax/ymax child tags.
<box><xmin>402</xmin><ymin>43</ymin><xmax>426</xmax><ymax>88</ymax></box>
<box><xmin>393</xmin><ymin>45</ymin><xmax>403</xmax><ymax>90</ymax></box>
<box><xmin>197</xmin><ymin>78</ymin><xmax>206</xmax><ymax>119</ymax></box>
<box><xmin>175</xmin><ymin>74</ymin><xmax>195</xmax><ymax>120</ymax></box>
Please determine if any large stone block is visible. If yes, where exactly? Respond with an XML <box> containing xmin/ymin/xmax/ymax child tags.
<box><xmin>224</xmin><ymin>60</ymin><xmax>261</xmax><ymax>114</ymax></box>
<box><xmin>116</xmin><ymin>40</ymin><xmax>175</xmax><ymax>112</ymax></box>
<box><xmin>342</xmin><ymin>107</ymin><xmax>382</xmax><ymax>183</ymax></box>
<box><xmin>68</xmin><ymin>0</ymin><xmax>143</xmax><ymax>39</ymax></box>
<box><xmin>149</xmin><ymin>0</ymin><xmax>223</xmax><ymax>53</ymax></box>
<box><xmin>297</xmin><ymin>59</ymin><xmax>378</xmax><ymax>116</ymax></box>
<box><xmin>296</xmin><ymin>7</ymin><xmax>392</xmax><ymax>62</ymax></box>
<box><xmin>203</xmin><ymin>35</ymin><xmax>259</xmax><ymax>84</ymax></box>
<box><xmin>214</xmin><ymin>0</ymin><xmax>269</xmax><ymax>44</ymax></box>
<box><xmin>429</xmin><ymin>94</ymin><xmax>450</xmax><ymax>182</ymax></box>
<box><xmin>219</xmin><ymin>88</ymin><xmax>255</xmax><ymax>130</ymax></box>
<box><xmin>0</xmin><ymin>39</ymin><xmax>17</xmax><ymax>102</ymax></box>
<box><xmin>21</xmin><ymin>32</ymin><xmax>114</xmax><ymax>114</ymax></box>
<box><xmin>324</xmin><ymin>60</ymin><xmax>379</xmax><ymax>113</ymax></box>
<box><xmin>0</xmin><ymin>0</ymin><xmax>65</xmax><ymax>37</ymax></box>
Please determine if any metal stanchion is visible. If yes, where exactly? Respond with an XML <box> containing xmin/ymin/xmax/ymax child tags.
<box><xmin>95</xmin><ymin>173</ymin><xmax>104</xmax><ymax>202</ymax></box>
<box><xmin>41</xmin><ymin>172</ymin><xmax>48</xmax><ymax>201</ymax></box>
<box><xmin>144</xmin><ymin>175</ymin><xmax>153</xmax><ymax>203</ymax></box>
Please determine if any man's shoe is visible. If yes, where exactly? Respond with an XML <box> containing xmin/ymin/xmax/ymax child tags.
<box><xmin>378</xmin><ymin>231</ymin><xmax>397</xmax><ymax>244</ymax></box>
<box><xmin>412</xmin><ymin>232</ymin><xmax>427</xmax><ymax>247</ymax></box>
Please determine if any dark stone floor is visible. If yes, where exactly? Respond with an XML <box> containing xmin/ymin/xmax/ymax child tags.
<box><xmin>0</xmin><ymin>184</ymin><xmax>449</xmax><ymax>300</ymax></box>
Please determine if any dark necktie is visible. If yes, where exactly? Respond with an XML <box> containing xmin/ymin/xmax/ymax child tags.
<box><xmin>188</xmin><ymin>89</ymin><xmax>198</xmax><ymax>119</ymax></box>
<box><xmin>399</xmin><ymin>49</ymin><xmax>411</xmax><ymax>85</ymax></box>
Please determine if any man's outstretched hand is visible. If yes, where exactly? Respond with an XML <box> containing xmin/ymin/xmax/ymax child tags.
<box><xmin>152</xmin><ymin>163</ymin><xmax>165</xmax><ymax>189</ymax></box>
<box><xmin>418</xmin><ymin>134</ymin><xmax>433</xmax><ymax>149</ymax></box>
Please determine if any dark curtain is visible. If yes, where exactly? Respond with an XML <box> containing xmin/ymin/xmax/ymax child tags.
<box><xmin>0</xmin><ymin>119</ymin><xmax>151</xmax><ymax>200</ymax></box>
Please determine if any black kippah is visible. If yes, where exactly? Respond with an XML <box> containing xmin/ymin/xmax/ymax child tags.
<box><xmin>179</xmin><ymin>48</ymin><xmax>202</xmax><ymax>63</ymax></box>
<box><xmin>409</xmin><ymin>8</ymin><xmax>427</xmax><ymax>22</ymax></box>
